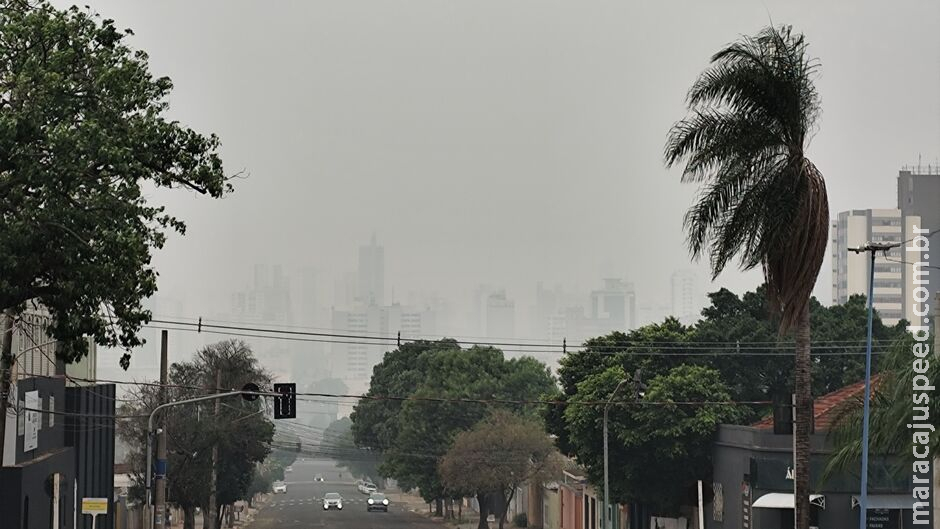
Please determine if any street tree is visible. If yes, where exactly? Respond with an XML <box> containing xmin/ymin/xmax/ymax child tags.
<box><xmin>440</xmin><ymin>410</ymin><xmax>562</xmax><ymax>529</ymax></box>
<box><xmin>563</xmin><ymin>365</ymin><xmax>744</xmax><ymax>515</ymax></box>
<box><xmin>665</xmin><ymin>25</ymin><xmax>829</xmax><ymax>529</ymax></box>
<box><xmin>0</xmin><ymin>1</ymin><xmax>231</xmax><ymax>447</ymax></box>
<box><xmin>351</xmin><ymin>340</ymin><xmax>555</xmax><ymax>515</ymax></box>
<box><xmin>321</xmin><ymin>417</ymin><xmax>383</xmax><ymax>483</ymax></box>
<box><xmin>119</xmin><ymin>341</ymin><xmax>272</xmax><ymax>529</ymax></box>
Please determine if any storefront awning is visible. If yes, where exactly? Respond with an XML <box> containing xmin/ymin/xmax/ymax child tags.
<box><xmin>851</xmin><ymin>495</ymin><xmax>912</xmax><ymax>510</ymax></box>
<box><xmin>752</xmin><ymin>493</ymin><xmax>826</xmax><ymax>509</ymax></box>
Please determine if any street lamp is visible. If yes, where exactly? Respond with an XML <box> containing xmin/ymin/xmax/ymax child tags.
<box><xmin>603</xmin><ymin>370</ymin><xmax>646</xmax><ymax>529</ymax></box>
<box><xmin>849</xmin><ymin>241</ymin><xmax>899</xmax><ymax>529</ymax></box>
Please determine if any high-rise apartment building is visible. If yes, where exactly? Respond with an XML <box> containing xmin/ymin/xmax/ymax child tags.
<box><xmin>333</xmin><ymin>303</ymin><xmax>435</xmax><ymax>394</ymax></box>
<box><xmin>897</xmin><ymin>165</ymin><xmax>939</xmax><ymax>307</ymax></box>
<box><xmin>831</xmin><ymin>209</ymin><xmax>921</xmax><ymax>325</ymax></box>
<box><xmin>358</xmin><ymin>234</ymin><xmax>385</xmax><ymax>307</ymax></box>
<box><xmin>486</xmin><ymin>290</ymin><xmax>516</xmax><ymax>339</ymax></box>
<box><xmin>590</xmin><ymin>278</ymin><xmax>636</xmax><ymax>331</ymax></box>
<box><xmin>670</xmin><ymin>270</ymin><xmax>704</xmax><ymax>325</ymax></box>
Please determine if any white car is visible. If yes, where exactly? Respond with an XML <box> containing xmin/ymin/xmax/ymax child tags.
<box><xmin>285</xmin><ymin>466</ymin><xmax>293</xmax><ymax>473</ymax></box>
<box><xmin>272</xmin><ymin>481</ymin><xmax>287</xmax><ymax>494</ymax></box>
<box><xmin>358</xmin><ymin>481</ymin><xmax>377</xmax><ymax>494</ymax></box>
<box><xmin>323</xmin><ymin>492</ymin><xmax>343</xmax><ymax>510</ymax></box>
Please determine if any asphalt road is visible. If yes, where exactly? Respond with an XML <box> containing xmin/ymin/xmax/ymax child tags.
<box><xmin>250</xmin><ymin>458</ymin><xmax>440</xmax><ymax>529</ymax></box>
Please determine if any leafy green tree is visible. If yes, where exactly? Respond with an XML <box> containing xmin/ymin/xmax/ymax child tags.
<box><xmin>119</xmin><ymin>341</ymin><xmax>272</xmax><ymax>529</ymax></box>
<box><xmin>351</xmin><ymin>340</ymin><xmax>555</xmax><ymax>514</ymax></box>
<box><xmin>0</xmin><ymin>1</ymin><xmax>231</xmax><ymax>447</ymax></box>
<box><xmin>321</xmin><ymin>417</ymin><xmax>383</xmax><ymax>482</ymax></box>
<box><xmin>564</xmin><ymin>365</ymin><xmax>744</xmax><ymax>515</ymax></box>
<box><xmin>440</xmin><ymin>410</ymin><xmax>562</xmax><ymax>529</ymax></box>
<box><xmin>665</xmin><ymin>25</ymin><xmax>831</xmax><ymax>529</ymax></box>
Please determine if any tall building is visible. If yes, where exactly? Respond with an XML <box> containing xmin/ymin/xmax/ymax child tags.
<box><xmin>589</xmin><ymin>278</ymin><xmax>635</xmax><ymax>332</ymax></box>
<box><xmin>671</xmin><ymin>270</ymin><xmax>704</xmax><ymax>325</ymax></box>
<box><xmin>358</xmin><ymin>234</ymin><xmax>385</xmax><ymax>307</ymax></box>
<box><xmin>486</xmin><ymin>290</ymin><xmax>516</xmax><ymax>339</ymax></box>
<box><xmin>332</xmin><ymin>303</ymin><xmax>435</xmax><ymax>394</ymax></box>
<box><xmin>831</xmin><ymin>209</ymin><xmax>921</xmax><ymax>325</ymax></box>
<box><xmin>897</xmin><ymin>165</ymin><xmax>940</xmax><ymax>307</ymax></box>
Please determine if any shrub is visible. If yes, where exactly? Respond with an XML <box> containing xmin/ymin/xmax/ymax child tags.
<box><xmin>513</xmin><ymin>513</ymin><xmax>528</xmax><ymax>527</ymax></box>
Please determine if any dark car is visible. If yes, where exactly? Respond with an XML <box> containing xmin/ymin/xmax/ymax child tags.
<box><xmin>367</xmin><ymin>492</ymin><xmax>389</xmax><ymax>512</ymax></box>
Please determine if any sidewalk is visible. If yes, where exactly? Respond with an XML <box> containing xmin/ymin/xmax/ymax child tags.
<box><xmin>394</xmin><ymin>490</ymin><xmax>517</xmax><ymax>529</ymax></box>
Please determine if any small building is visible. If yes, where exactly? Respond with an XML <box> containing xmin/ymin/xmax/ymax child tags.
<box><xmin>708</xmin><ymin>380</ymin><xmax>914</xmax><ymax>529</ymax></box>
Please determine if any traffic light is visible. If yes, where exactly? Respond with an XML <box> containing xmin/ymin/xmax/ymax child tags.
<box><xmin>241</xmin><ymin>382</ymin><xmax>260</xmax><ymax>401</ymax></box>
<box><xmin>273</xmin><ymin>383</ymin><xmax>296</xmax><ymax>419</ymax></box>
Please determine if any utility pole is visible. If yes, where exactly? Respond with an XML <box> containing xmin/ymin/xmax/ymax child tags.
<box><xmin>848</xmin><ymin>241</ymin><xmax>899</xmax><ymax>529</ymax></box>
<box><xmin>603</xmin><ymin>379</ymin><xmax>629</xmax><ymax>529</ymax></box>
<box><xmin>207</xmin><ymin>369</ymin><xmax>221</xmax><ymax>529</ymax></box>
<box><xmin>154</xmin><ymin>330</ymin><xmax>169</xmax><ymax>529</ymax></box>
<box><xmin>0</xmin><ymin>310</ymin><xmax>14</xmax><ymax>467</ymax></box>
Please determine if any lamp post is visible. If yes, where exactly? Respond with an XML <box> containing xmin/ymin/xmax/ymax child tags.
<box><xmin>603</xmin><ymin>370</ymin><xmax>646</xmax><ymax>529</ymax></box>
<box><xmin>849</xmin><ymin>241</ymin><xmax>899</xmax><ymax>529</ymax></box>
<box><xmin>603</xmin><ymin>379</ymin><xmax>628</xmax><ymax>529</ymax></box>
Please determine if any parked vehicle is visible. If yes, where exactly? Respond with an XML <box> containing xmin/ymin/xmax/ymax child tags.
<box><xmin>323</xmin><ymin>492</ymin><xmax>343</xmax><ymax>510</ymax></box>
<box><xmin>367</xmin><ymin>492</ymin><xmax>389</xmax><ymax>512</ymax></box>
<box><xmin>272</xmin><ymin>481</ymin><xmax>287</xmax><ymax>494</ymax></box>
<box><xmin>285</xmin><ymin>466</ymin><xmax>293</xmax><ymax>473</ymax></box>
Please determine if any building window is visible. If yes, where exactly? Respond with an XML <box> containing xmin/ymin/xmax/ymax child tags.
<box><xmin>17</xmin><ymin>399</ymin><xmax>25</xmax><ymax>435</ymax></box>
<box><xmin>48</xmin><ymin>396</ymin><xmax>54</xmax><ymax>427</ymax></box>
<box><xmin>713</xmin><ymin>483</ymin><xmax>724</xmax><ymax>521</ymax></box>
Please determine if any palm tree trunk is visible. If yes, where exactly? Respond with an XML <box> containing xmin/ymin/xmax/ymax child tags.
<box><xmin>794</xmin><ymin>304</ymin><xmax>812</xmax><ymax>529</ymax></box>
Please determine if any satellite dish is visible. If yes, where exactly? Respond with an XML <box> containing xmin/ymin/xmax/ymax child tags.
<box><xmin>241</xmin><ymin>382</ymin><xmax>260</xmax><ymax>401</ymax></box>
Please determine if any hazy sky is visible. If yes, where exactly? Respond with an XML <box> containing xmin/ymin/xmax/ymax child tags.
<box><xmin>55</xmin><ymin>0</ymin><xmax>940</xmax><ymax>326</ymax></box>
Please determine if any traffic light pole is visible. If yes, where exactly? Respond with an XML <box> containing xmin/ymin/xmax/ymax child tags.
<box><xmin>145</xmin><ymin>390</ymin><xmax>255</xmax><ymax>527</ymax></box>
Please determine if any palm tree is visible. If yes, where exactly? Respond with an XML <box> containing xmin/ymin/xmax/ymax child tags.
<box><xmin>664</xmin><ymin>25</ymin><xmax>828</xmax><ymax>529</ymax></box>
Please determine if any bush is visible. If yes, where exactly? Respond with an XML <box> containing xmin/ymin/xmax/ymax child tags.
<box><xmin>513</xmin><ymin>513</ymin><xmax>528</xmax><ymax>527</ymax></box>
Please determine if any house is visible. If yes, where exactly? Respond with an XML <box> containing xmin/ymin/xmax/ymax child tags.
<box><xmin>0</xmin><ymin>304</ymin><xmax>116</xmax><ymax>529</ymax></box>
<box><xmin>708</xmin><ymin>379</ymin><xmax>914</xmax><ymax>529</ymax></box>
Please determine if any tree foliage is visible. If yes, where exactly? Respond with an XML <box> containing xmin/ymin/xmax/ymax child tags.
<box><xmin>440</xmin><ymin>410</ymin><xmax>562</xmax><ymax>529</ymax></box>
<box><xmin>118</xmin><ymin>340</ymin><xmax>272</xmax><ymax>529</ymax></box>
<box><xmin>321</xmin><ymin>417</ymin><xmax>383</xmax><ymax>483</ymax></box>
<box><xmin>0</xmin><ymin>1</ymin><xmax>230</xmax><ymax>364</ymax></box>
<box><xmin>350</xmin><ymin>339</ymin><xmax>556</xmax><ymax>508</ymax></box>
<box><xmin>564</xmin><ymin>365</ymin><xmax>743</xmax><ymax>515</ymax></box>
<box><xmin>545</xmin><ymin>286</ymin><xmax>906</xmax><ymax>516</ymax></box>
<box><xmin>664</xmin><ymin>25</ymin><xmax>828</xmax><ymax>529</ymax></box>
<box><xmin>826</xmin><ymin>333</ymin><xmax>940</xmax><ymax>475</ymax></box>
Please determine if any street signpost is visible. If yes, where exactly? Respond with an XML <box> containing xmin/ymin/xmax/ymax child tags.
<box><xmin>82</xmin><ymin>497</ymin><xmax>108</xmax><ymax>529</ymax></box>
<box><xmin>24</xmin><ymin>390</ymin><xmax>39</xmax><ymax>452</ymax></box>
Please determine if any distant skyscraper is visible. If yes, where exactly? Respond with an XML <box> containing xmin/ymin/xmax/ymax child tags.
<box><xmin>486</xmin><ymin>290</ymin><xmax>516</xmax><ymax>339</ymax></box>
<box><xmin>671</xmin><ymin>270</ymin><xmax>704</xmax><ymax>325</ymax></box>
<box><xmin>358</xmin><ymin>234</ymin><xmax>385</xmax><ymax>307</ymax></box>
<box><xmin>589</xmin><ymin>278</ymin><xmax>635</xmax><ymax>331</ymax></box>
<box><xmin>831</xmin><ymin>209</ymin><xmax>921</xmax><ymax>325</ymax></box>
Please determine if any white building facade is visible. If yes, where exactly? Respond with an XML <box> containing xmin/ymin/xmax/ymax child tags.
<box><xmin>830</xmin><ymin>209</ymin><xmax>921</xmax><ymax>325</ymax></box>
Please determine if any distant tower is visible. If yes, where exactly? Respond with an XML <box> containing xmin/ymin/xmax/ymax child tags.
<box><xmin>670</xmin><ymin>270</ymin><xmax>703</xmax><ymax>325</ymax></box>
<box><xmin>358</xmin><ymin>234</ymin><xmax>385</xmax><ymax>307</ymax></box>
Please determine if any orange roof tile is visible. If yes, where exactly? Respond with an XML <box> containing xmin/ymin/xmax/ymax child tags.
<box><xmin>752</xmin><ymin>375</ymin><xmax>882</xmax><ymax>432</ymax></box>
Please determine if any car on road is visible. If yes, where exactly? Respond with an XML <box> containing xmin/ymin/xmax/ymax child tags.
<box><xmin>272</xmin><ymin>481</ymin><xmax>287</xmax><ymax>494</ymax></box>
<box><xmin>322</xmin><ymin>492</ymin><xmax>343</xmax><ymax>510</ymax></box>
<box><xmin>314</xmin><ymin>474</ymin><xmax>324</xmax><ymax>482</ymax></box>
<box><xmin>285</xmin><ymin>466</ymin><xmax>293</xmax><ymax>473</ymax></box>
<box><xmin>367</xmin><ymin>492</ymin><xmax>389</xmax><ymax>512</ymax></box>
<box><xmin>357</xmin><ymin>480</ymin><xmax>377</xmax><ymax>494</ymax></box>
